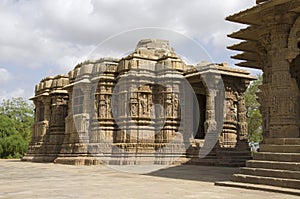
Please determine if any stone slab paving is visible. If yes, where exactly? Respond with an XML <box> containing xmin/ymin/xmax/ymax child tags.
<box><xmin>0</xmin><ymin>159</ymin><xmax>298</xmax><ymax>199</ymax></box>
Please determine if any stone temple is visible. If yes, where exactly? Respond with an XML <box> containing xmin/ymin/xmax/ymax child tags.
<box><xmin>22</xmin><ymin>39</ymin><xmax>255</xmax><ymax>167</ymax></box>
<box><xmin>215</xmin><ymin>0</ymin><xmax>300</xmax><ymax>191</ymax></box>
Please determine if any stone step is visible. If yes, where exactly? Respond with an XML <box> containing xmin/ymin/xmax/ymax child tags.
<box><xmin>187</xmin><ymin>158</ymin><xmax>217</xmax><ymax>166</ymax></box>
<box><xmin>215</xmin><ymin>181</ymin><xmax>300</xmax><ymax>196</ymax></box>
<box><xmin>218</xmin><ymin>157</ymin><xmax>251</xmax><ymax>165</ymax></box>
<box><xmin>232</xmin><ymin>174</ymin><xmax>300</xmax><ymax>189</ymax></box>
<box><xmin>172</xmin><ymin>157</ymin><xmax>217</xmax><ymax>166</ymax></box>
<box><xmin>260</xmin><ymin>144</ymin><xmax>300</xmax><ymax>153</ymax></box>
<box><xmin>246</xmin><ymin>160</ymin><xmax>300</xmax><ymax>171</ymax></box>
<box><xmin>264</xmin><ymin>138</ymin><xmax>300</xmax><ymax>145</ymax></box>
<box><xmin>217</xmin><ymin>150</ymin><xmax>251</xmax><ymax>156</ymax></box>
<box><xmin>217</xmin><ymin>162</ymin><xmax>246</xmax><ymax>167</ymax></box>
<box><xmin>186</xmin><ymin>148</ymin><xmax>216</xmax><ymax>157</ymax></box>
<box><xmin>216</xmin><ymin>150</ymin><xmax>251</xmax><ymax>167</ymax></box>
<box><xmin>240</xmin><ymin>167</ymin><xmax>300</xmax><ymax>180</ymax></box>
<box><xmin>184</xmin><ymin>157</ymin><xmax>249</xmax><ymax>167</ymax></box>
<box><xmin>186</xmin><ymin>154</ymin><xmax>217</xmax><ymax>159</ymax></box>
<box><xmin>253</xmin><ymin>152</ymin><xmax>300</xmax><ymax>162</ymax></box>
<box><xmin>218</xmin><ymin>155</ymin><xmax>251</xmax><ymax>160</ymax></box>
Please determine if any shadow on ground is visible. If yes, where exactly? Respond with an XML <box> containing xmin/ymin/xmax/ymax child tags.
<box><xmin>144</xmin><ymin>164</ymin><xmax>239</xmax><ymax>182</ymax></box>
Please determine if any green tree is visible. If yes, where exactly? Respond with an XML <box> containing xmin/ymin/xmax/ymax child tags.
<box><xmin>245</xmin><ymin>74</ymin><xmax>263</xmax><ymax>143</ymax></box>
<box><xmin>0</xmin><ymin>97</ymin><xmax>34</xmax><ymax>158</ymax></box>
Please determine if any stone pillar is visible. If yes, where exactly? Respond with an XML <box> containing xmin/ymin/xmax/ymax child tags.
<box><xmin>221</xmin><ymin>85</ymin><xmax>238</xmax><ymax>148</ymax></box>
<box><xmin>256</xmin><ymin>38</ymin><xmax>273</xmax><ymax>139</ymax></box>
<box><xmin>204</xmin><ymin>89</ymin><xmax>217</xmax><ymax>133</ymax></box>
<box><xmin>266</xmin><ymin>23</ymin><xmax>300</xmax><ymax>138</ymax></box>
<box><xmin>236</xmin><ymin>91</ymin><xmax>249</xmax><ymax>150</ymax></box>
<box><xmin>237</xmin><ymin>93</ymin><xmax>247</xmax><ymax>140</ymax></box>
<box><xmin>41</xmin><ymin>96</ymin><xmax>51</xmax><ymax>155</ymax></box>
<box><xmin>42</xmin><ymin>97</ymin><xmax>51</xmax><ymax>122</ymax></box>
<box><xmin>47</xmin><ymin>95</ymin><xmax>63</xmax><ymax>158</ymax></box>
<box><xmin>79</xmin><ymin>86</ymin><xmax>91</xmax><ymax>145</ymax></box>
<box><xmin>82</xmin><ymin>87</ymin><xmax>92</xmax><ymax>114</ymax></box>
<box><xmin>33</xmin><ymin>100</ymin><xmax>38</xmax><ymax>122</ymax></box>
<box><xmin>201</xmin><ymin>73</ymin><xmax>224</xmax><ymax>158</ymax></box>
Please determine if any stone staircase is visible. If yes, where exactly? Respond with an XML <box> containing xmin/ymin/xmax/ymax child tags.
<box><xmin>187</xmin><ymin>150</ymin><xmax>218</xmax><ymax>166</ymax></box>
<box><xmin>216</xmin><ymin>138</ymin><xmax>300</xmax><ymax>194</ymax></box>
<box><xmin>181</xmin><ymin>143</ymin><xmax>251</xmax><ymax>166</ymax></box>
<box><xmin>216</xmin><ymin>149</ymin><xmax>252</xmax><ymax>167</ymax></box>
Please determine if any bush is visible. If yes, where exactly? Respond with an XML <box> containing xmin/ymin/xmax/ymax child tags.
<box><xmin>0</xmin><ymin>98</ymin><xmax>34</xmax><ymax>158</ymax></box>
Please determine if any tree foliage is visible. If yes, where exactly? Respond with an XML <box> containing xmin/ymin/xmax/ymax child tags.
<box><xmin>245</xmin><ymin>74</ymin><xmax>263</xmax><ymax>142</ymax></box>
<box><xmin>0</xmin><ymin>97</ymin><xmax>34</xmax><ymax>158</ymax></box>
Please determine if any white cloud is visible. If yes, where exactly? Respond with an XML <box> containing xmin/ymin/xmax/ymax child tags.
<box><xmin>0</xmin><ymin>68</ymin><xmax>12</xmax><ymax>86</ymax></box>
<box><xmin>0</xmin><ymin>67</ymin><xmax>28</xmax><ymax>102</ymax></box>
<box><xmin>0</xmin><ymin>0</ymin><xmax>259</xmax><ymax>101</ymax></box>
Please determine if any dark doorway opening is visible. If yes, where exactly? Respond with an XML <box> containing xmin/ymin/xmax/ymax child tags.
<box><xmin>194</xmin><ymin>94</ymin><xmax>206</xmax><ymax>139</ymax></box>
<box><xmin>290</xmin><ymin>54</ymin><xmax>300</xmax><ymax>90</ymax></box>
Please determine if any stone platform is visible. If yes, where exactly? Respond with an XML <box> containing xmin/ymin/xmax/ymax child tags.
<box><xmin>0</xmin><ymin>159</ymin><xmax>298</xmax><ymax>199</ymax></box>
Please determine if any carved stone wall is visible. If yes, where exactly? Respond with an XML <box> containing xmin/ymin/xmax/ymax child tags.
<box><xmin>23</xmin><ymin>39</ymin><xmax>255</xmax><ymax>165</ymax></box>
<box><xmin>23</xmin><ymin>75</ymin><xmax>69</xmax><ymax>162</ymax></box>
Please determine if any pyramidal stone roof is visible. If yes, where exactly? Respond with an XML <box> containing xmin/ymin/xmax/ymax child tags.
<box><xmin>31</xmin><ymin>39</ymin><xmax>256</xmax><ymax>97</ymax></box>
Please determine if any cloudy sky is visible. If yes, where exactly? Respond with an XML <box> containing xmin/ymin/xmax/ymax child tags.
<box><xmin>0</xmin><ymin>0</ymin><xmax>261</xmax><ymax>101</ymax></box>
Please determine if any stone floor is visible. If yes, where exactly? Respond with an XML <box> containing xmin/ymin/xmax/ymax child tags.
<box><xmin>0</xmin><ymin>159</ymin><xmax>298</xmax><ymax>199</ymax></box>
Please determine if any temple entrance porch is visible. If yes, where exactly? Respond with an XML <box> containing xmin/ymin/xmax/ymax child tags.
<box><xmin>183</xmin><ymin>67</ymin><xmax>255</xmax><ymax>167</ymax></box>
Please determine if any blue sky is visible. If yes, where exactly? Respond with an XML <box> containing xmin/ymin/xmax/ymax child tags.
<box><xmin>0</xmin><ymin>0</ymin><xmax>261</xmax><ymax>101</ymax></box>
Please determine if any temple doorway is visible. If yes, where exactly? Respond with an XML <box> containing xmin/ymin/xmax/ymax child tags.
<box><xmin>194</xmin><ymin>94</ymin><xmax>206</xmax><ymax>139</ymax></box>
<box><xmin>290</xmin><ymin>48</ymin><xmax>300</xmax><ymax>136</ymax></box>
